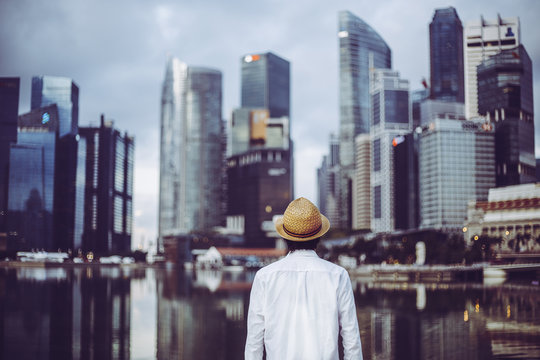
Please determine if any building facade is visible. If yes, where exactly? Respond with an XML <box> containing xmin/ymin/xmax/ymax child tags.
<box><xmin>317</xmin><ymin>133</ymin><xmax>340</xmax><ymax>226</ymax></box>
<box><xmin>477</xmin><ymin>45</ymin><xmax>535</xmax><ymax>187</ymax></box>
<box><xmin>7</xmin><ymin>106</ymin><xmax>59</xmax><ymax>252</ymax></box>
<box><xmin>227</xmin><ymin>52</ymin><xmax>292</xmax><ymax>247</ymax></box>
<box><xmin>393</xmin><ymin>133</ymin><xmax>419</xmax><ymax>231</ymax></box>
<box><xmin>419</xmin><ymin>118</ymin><xmax>495</xmax><ymax>231</ymax></box>
<box><xmin>429</xmin><ymin>7</ymin><xmax>464</xmax><ymax>103</ymax></box>
<box><xmin>465</xmin><ymin>183</ymin><xmax>540</xmax><ymax>253</ymax></box>
<box><xmin>338</xmin><ymin>10</ymin><xmax>392</xmax><ymax>229</ymax></box>
<box><xmin>0</xmin><ymin>77</ymin><xmax>19</xmax><ymax>239</ymax></box>
<box><xmin>79</xmin><ymin>115</ymin><xmax>134</xmax><ymax>254</ymax></box>
<box><xmin>159</xmin><ymin>58</ymin><xmax>224</xmax><ymax>251</ymax></box>
<box><xmin>31</xmin><ymin>76</ymin><xmax>83</xmax><ymax>251</ymax></box>
<box><xmin>31</xmin><ymin>76</ymin><xmax>79</xmax><ymax>137</ymax></box>
<box><xmin>352</xmin><ymin>134</ymin><xmax>370</xmax><ymax>231</ymax></box>
<box><xmin>464</xmin><ymin>15</ymin><xmax>520</xmax><ymax>118</ymax></box>
<box><xmin>370</xmin><ymin>69</ymin><xmax>411</xmax><ymax>233</ymax></box>
<box><xmin>241</xmin><ymin>52</ymin><xmax>290</xmax><ymax>118</ymax></box>
<box><xmin>411</xmin><ymin>88</ymin><xmax>429</xmax><ymax>129</ymax></box>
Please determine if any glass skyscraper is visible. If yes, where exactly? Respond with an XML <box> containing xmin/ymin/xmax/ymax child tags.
<box><xmin>241</xmin><ymin>52</ymin><xmax>290</xmax><ymax>118</ymax></box>
<box><xmin>7</xmin><ymin>106</ymin><xmax>59</xmax><ymax>251</ymax></box>
<box><xmin>31</xmin><ymin>75</ymin><xmax>83</xmax><ymax>251</ymax></box>
<box><xmin>338</xmin><ymin>10</ymin><xmax>392</xmax><ymax>229</ymax></box>
<box><xmin>477</xmin><ymin>45</ymin><xmax>535</xmax><ymax>186</ymax></box>
<box><xmin>31</xmin><ymin>76</ymin><xmax>79</xmax><ymax>137</ymax></box>
<box><xmin>429</xmin><ymin>7</ymin><xmax>464</xmax><ymax>103</ymax></box>
<box><xmin>338</xmin><ymin>11</ymin><xmax>392</xmax><ymax>165</ymax></box>
<box><xmin>159</xmin><ymin>58</ymin><xmax>224</xmax><ymax>250</ymax></box>
<box><xmin>0</xmin><ymin>77</ymin><xmax>19</xmax><ymax>235</ymax></box>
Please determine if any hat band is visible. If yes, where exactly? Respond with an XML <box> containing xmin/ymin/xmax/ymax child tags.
<box><xmin>283</xmin><ymin>223</ymin><xmax>322</xmax><ymax>238</ymax></box>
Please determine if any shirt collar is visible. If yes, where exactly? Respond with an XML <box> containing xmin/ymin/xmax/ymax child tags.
<box><xmin>286</xmin><ymin>250</ymin><xmax>319</xmax><ymax>258</ymax></box>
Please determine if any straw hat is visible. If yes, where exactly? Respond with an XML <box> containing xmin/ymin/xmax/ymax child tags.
<box><xmin>275</xmin><ymin>197</ymin><xmax>331</xmax><ymax>241</ymax></box>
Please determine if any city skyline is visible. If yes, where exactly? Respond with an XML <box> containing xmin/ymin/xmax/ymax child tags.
<box><xmin>1</xmin><ymin>0</ymin><xmax>539</xmax><ymax>248</ymax></box>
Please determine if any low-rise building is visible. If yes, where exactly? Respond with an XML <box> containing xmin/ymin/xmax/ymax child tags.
<box><xmin>464</xmin><ymin>183</ymin><xmax>540</xmax><ymax>252</ymax></box>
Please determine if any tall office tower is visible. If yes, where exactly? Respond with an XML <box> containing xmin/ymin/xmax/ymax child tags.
<box><xmin>352</xmin><ymin>134</ymin><xmax>370</xmax><ymax>231</ymax></box>
<box><xmin>393</xmin><ymin>134</ymin><xmax>419</xmax><ymax>230</ymax></box>
<box><xmin>159</xmin><ymin>58</ymin><xmax>224</xmax><ymax>250</ymax></box>
<box><xmin>338</xmin><ymin>10</ymin><xmax>392</xmax><ymax>229</ymax></box>
<box><xmin>241</xmin><ymin>52</ymin><xmax>290</xmax><ymax>118</ymax></box>
<box><xmin>31</xmin><ymin>76</ymin><xmax>79</xmax><ymax>137</ymax></box>
<box><xmin>79</xmin><ymin>115</ymin><xmax>134</xmax><ymax>254</ymax></box>
<box><xmin>429</xmin><ymin>7</ymin><xmax>464</xmax><ymax>102</ymax></box>
<box><xmin>226</xmin><ymin>52</ymin><xmax>292</xmax><ymax>247</ymax></box>
<box><xmin>0</xmin><ymin>77</ymin><xmax>19</xmax><ymax>237</ymax></box>
<box><xmin>477</xmin><ymin>45</ymin><xmax>535</xmax><ymax>186</ymax></box>
<box><xmin>240</xmin><ymin>51</ymin><xmax>293</xmax><ymax>198</ymax></box>
<box><xmin>31</xmin><ymin>75</ymin><xmax>83</xmax><ymax>251</ymax></box>
<box><xmin>419</xmin><ymin>118</ymin><xmax>495</xmax><ymax>231</ymax></box>
<box><xmin>317</xmin><ymin>133</ymin><xmax>340</xmax><ymax>225</ymax></box>
<box><xmin>7</xmin><ymin>106</ymin><xmax>59</xmax><ymax>251</ymax></box>
<box><xmin>317</xmin><ymin>156</ymin><xmax>329</xmax><ymax>214</ymax></box>
<box><xmin>370</xmin><ymin>69</ymin><xmax>411</xmax><ymax>233</ymax></box>
<box><xmin>464</xmin><ymin>15</ymin><xmax>520</xmax><ymax>118</ymax></box>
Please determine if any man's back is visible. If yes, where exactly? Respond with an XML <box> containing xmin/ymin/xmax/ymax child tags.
<box><xmin>245</xmin><ymin>250</ymin><xmax>363</xmax><ymax>360</ymax></box>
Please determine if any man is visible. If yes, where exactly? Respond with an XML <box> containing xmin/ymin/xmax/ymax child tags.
<box><xmin>245</xmin><ymin>197</ymin><xmax>363</xmax><ymax>360</ymax></box>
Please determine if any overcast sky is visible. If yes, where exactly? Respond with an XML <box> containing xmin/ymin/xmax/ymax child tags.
<box><xmin>1</xmin><ymin>0</ymin><xmax>539</xmax><ymax>249</ymax></box>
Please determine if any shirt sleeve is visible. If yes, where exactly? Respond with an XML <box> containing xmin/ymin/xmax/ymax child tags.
<box><xmin>337</xmin><ymin>270</ymin><xmax>363</xmax><ymax>360</ymax></box>
<box><xmin>245</xmin><ymin>271</ymin><xmax>265</xmax><ymax>360</ymax></box>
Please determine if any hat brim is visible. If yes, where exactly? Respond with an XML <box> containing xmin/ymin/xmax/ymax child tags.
<box><xmin>274</xmin><ymin>215</ymin><xmax>331</xmax><ymax>242</ymax></box>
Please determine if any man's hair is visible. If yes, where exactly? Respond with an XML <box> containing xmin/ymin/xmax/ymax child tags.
<box><xmin>285</xmin><ymin>238</ymin><xmax>320</xmax><ymax>252</ymax></box>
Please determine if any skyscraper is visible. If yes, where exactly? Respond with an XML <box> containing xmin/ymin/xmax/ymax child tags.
<box><xmin>369</xmin><ymin>69</ymin><xmax>411</xmax><ymax>233</ymax></box>
<box><xmin>317</xmin><ymin>133</ymin><xmax>340</xmax><ymax>226</ymax></box>
<box><xmin>31</xmin><ymin>76</ymin><xmax>79</xmax><ymax>137</ymax></box>
<box><xmin>227</xmin><ymin>52</ymin><xmax>292</xmax><ymax>247</ymax></box>
<box><xmin>79</xmin><ymin>115</ymin><xmax>134</xmax><ymax>254</ymax></box>
<box><xmin>338</xmin><ymin>10</ymin><xmax>392</xmax><ymax>229</ymax></box>
<box><xmin>477</xmin><ymin>45</ymin><xmax>535</xmax><ymax>186</ymax></box>
<box><xmin>429</xmin><ymin>7</ymin><xmax>464</xmax><ymax>103</ymax></box>
<box><xmin>0</xmin><ymin>77</ymin><xmax>19</xmax><ymax>237</ymax></box>
<box><xmin>393</xmin><ymin>133</ymin><xmax>419</xmax><ymax>231</ymax></box>
<box><xmin>31</xmin><ymin>75</ymin><xmax>82</xmax><ymax>251</ymax></box>
<box><xmin>419</xmin><ymin>117</ymin><xmax>495</xmax><ymax>231</ymax></box>
<box><xmin>352</xmin><ymin>134</ymin><xmax>370</xmax><ymax>231</ymax></box>
<box><xmin>241</xmin><ymin>52</ymin><xmax>290</xmax><ymax>118</ymax></box>
<box><xmin>7</xmin><ymin>105</ymin><xmax>59</xmax><ymax>251</ymax></box>
<box><xmin>159</xmin><ymin>58</ymin><xmax>224</xmax><ymax>251</ymax></box>
<box><xmin>464</xmin><ymin>15</ymin><xmax>520</xmax><ymax>118</ymax></box>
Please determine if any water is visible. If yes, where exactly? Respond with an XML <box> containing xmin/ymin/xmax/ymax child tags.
<box><xmin>0</xmin><ymin>265</ymin><xmax>539</xmax><ymax>359</ymax></box>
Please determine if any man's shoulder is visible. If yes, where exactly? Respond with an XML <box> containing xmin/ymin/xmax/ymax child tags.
<box><xmin>256</xmin><ymin>253</ymin><xmax>348</xmax><ymax>276</ymax></box>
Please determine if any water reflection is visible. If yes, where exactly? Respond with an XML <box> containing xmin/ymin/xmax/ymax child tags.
<box><xmin>0</xmin><ymin>266</ymin><xmax>539</xmax><ymax>359</ymax></box>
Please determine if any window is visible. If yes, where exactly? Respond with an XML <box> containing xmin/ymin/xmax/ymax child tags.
<box><xmin>373</xmin><ymin>138</ymin><xmax>381</xmax><ymax>172</ymax></box>
<box><xmin>374</xmin><ymin>185</ymin><xmax>382</xmax><ymax>219</ymax></box>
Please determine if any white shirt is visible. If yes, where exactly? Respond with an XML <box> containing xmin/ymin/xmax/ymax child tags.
<box><xmin>245</xmin><ymin>250</ymin><xmax>363</xmax><ymax>360</ymax></box>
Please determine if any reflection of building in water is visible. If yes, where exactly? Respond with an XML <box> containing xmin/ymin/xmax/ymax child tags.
<box><xmin>156</xmin><ymin>270</ymin><xmax>250</xmax><ymax>360</ymax></box>
<box><xmin>360</xmin><ymin>285</ymin><xmax>495</xmax><ymax>359</ymax></box>
<box><xmin>371</xmin><ymin>311</ymin><xmax>395</xmax><ymax>360</ymax></box>
<box><xmin>77</xmin><ymin>268</ymin><xmax>131</xmax><ymax>360</ymax></box>
<box><xmin>420</xmin><ymin>313</ymin><xmax>474</xmax><ymax>359</ymax></box>
<box><xmin>0</xmin><ymin>267</ymin><xmax>131</xmax><ymax>360</ymax></box>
